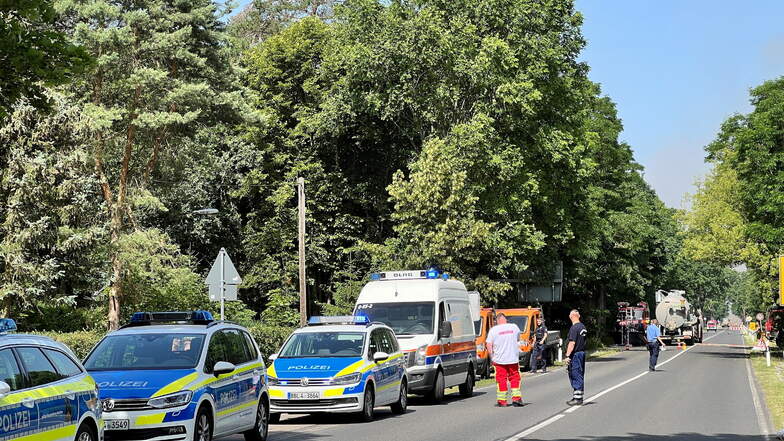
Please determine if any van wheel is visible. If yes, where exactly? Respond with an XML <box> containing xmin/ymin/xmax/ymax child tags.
<box><xmin>390</xmin><ymin>380</ymin><xmax>407</xmax><ymax>414</ymax></box>
<box><xmin>75</xmin><ymin>422</ymin><xmax>97</xmax><ymax>441</ymax></box>
<box><xmin>459</xmin><ymin>365</ymin><xmax>474</xmax><ymax>397</ymax></box>
<box><xmin>776</xmin><ymin>333</ymin><xmax>783</xmax><ymax>349</ymax></box>
<box><xmin>243</xmin><ymin>397</ymin><xmax>269</xmax><ymax>441</ymax></box>
<box><xmin>358</xmin><ymin>386</ymin><xmax>375</xmax><ymax>422</ymax></box>
<box><xmin>427</xmin><ymin>370</ymin><xmax>445</xmax><ymax>403</ymax></box>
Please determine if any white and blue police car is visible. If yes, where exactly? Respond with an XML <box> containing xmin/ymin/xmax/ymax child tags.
<box><xmin>0</xmin><ymin>318</ymin><xmax>103</xmax><ymax>441</ymax></box>
<box><xmin>83</xmin><ymin>311</ymin><xmax>268</xmax><ymax>441</ymax></box>
<box><xmin>267</xmin><ymin>316</ymin><xmax>407</xmax><ymax>423</ymax></box>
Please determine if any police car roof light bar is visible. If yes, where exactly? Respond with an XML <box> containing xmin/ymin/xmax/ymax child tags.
<box><xmin>0</xmin><ymin>319</ymin><xmax>17</xmax><ymax>334</ymax></box>
<box><xmin>308</xmin><ymin>316</ymin><xmax>371</xmax><ymax>326</ymax></box>
<box><xmin>124</xmin><ymin>310</ymin><xmax>215</xmax><ymax>327</ymax></box>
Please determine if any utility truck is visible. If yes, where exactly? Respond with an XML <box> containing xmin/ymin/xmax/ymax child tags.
<box><xmin>655</xmin><ymin>290</ymin><xmax>704</xmax><ymax>345</ymax></box>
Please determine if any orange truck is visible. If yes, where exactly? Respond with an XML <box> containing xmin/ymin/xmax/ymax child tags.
<box><xmin>496</xmin><ymin>307</ymin><xmax>561</xmax><ymax>370</ymax></box>
<box><xmin>474</xmin><ymin>308</ymin><xmax>495</xmax><ymax>378</ymax></box>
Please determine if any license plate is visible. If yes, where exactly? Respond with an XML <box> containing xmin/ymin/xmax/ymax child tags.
<box><xmin>105</xmin><ymin>419</ymin><xmax>130</xmax><ymax>431</ymax></box>
<box><xmin>288</xmin><ymin>392</ymin><xmax>319</xmax><ymax>400</ymax></box>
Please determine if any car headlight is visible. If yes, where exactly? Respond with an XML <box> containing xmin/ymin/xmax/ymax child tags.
<box><xmin>331</xmin><ymin>373</ymin><xmax>361</xmax><ymax>385</ymax></box>
<box><xmin>415</xmin><ymin>344</ymin><xmax>428</xmax><ymax>366</ymax></box>
<box><xmin>268</xmin><ymin>376</ymin><xmax>279</xmax><ymax>386</ymax></box>
<box><xmin>147</xmin><ymin>391</ymin><xmax>192</xmax><ymax>409</ymax></box>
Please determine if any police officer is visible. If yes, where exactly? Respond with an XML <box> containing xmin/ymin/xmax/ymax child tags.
<box><xmin>564</xmin><ymin>309</ymin><xmax>587</xmax><ymax>406</ymax></box>
<box><xmin>530</xmin><ymin>316</ymin><xmax>548</xmax><ymax>373</ymax></box>
<box><xmin>646</xmin><ymin>318</ymin><xmax>666</xmax><ymax>371</ymax></box>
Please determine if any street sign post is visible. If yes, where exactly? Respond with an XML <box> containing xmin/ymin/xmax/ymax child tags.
<box><xmin>206</xmin><ymin>248</ymin><xmax>242</xmax><ymax>320</ymax></box>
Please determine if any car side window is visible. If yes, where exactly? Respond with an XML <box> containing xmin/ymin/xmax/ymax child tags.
<box><xmin>205</xmin><ymin>332</ymin><xmax>228</xmax><ymax>374</ymax></box>
<box><xmin>16</xmin><ymin>347</ymin><xmax>64</xmax><ymax>387</ymax></box>
<box><xmin>381</xmin><ymin>330</ymin><xmax>397</xmax><ymax>353</ymax></box>
<box><xmin>242</xmin><ymin>332</ymin><xmax>259</xmax><ymax>361</ymax></box>
<box><xmin>0</xmin><ymin>349</ymin><xmax>23</xmax><ymax>391</ymax></box>
<box><xmin>223</xmin><ymin>330</ymin><xmax>251</xmax><ymax>365</ymax></box>
<box><xmin>368</xmin><ymin>330</ymin><xmax>383</xmax><ymax>357</ymax></box>
<box><xmin>43</xmin><ymin>349</ymin><xmax>82</xmax><ymax>378</ymax></box>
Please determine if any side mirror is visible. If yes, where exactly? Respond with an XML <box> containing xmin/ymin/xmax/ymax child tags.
<box><xmin>373</xmin><ymin>351</ymin><xmax>389</xmax><ymax>363</ymax></box>
<box><xmin>213</xmin><ymin>361</ymin><xmax>236</xmax><ymax>377</ymax></box>
<box><xmin>439</xmin><ymin>321</ymin><xmax>452</xmax><ymax>339</ymax></box>
<box><xmin>0</xmin><ymin>381</ymin><xmax>10</xmax><ymax>398</ymax></box>
<box><xmin>269</xmin><ymin>353</ymin><xmax>278</xmax><ymax>362</ymax></box>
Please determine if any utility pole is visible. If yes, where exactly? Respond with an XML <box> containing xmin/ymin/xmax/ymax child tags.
<box><xmin>297</xmin><ymin>177</ymin><xmax>307</xmax><ymax>327</ymax></box>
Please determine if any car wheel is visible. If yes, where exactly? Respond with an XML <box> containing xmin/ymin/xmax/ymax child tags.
<box><xmin>459</xmin><ymin>365</ymin><xmax>474</xmax><ymax>397</ymax></box>
<box><xmin>427</xmin><ymin>369</ymin><xmax>445</xmax><ymax>404</ymax></box>
<box><xmin>358</xmin><ymin>385</ymin><xmax>375</xmax><ymax>422</ymax></box>
<box><xmin>390</xmin><ymin>380</ymin><xmax>408</xmax><ymax>414</ymax></box>
<box><xmin>244</xmin><ymin>398</ymin><xmax>269</xmax><ymax>441</ymax></box>
<box><xmin>776</xmin><ymin>333</ymin><xmax>783</xmax><ymax>349</ymax></box>
<box><xmin>75</xmin><ymin>423</ymin><xmax>96</xmax><ymax>441</ymax></box>
<box><xmin>194</xmin><ymin>407</ymin><xmax>213</xmax><ymax>441</ymax></box>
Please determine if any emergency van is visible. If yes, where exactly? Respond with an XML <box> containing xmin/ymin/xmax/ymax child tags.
<box><xmin>84</xmin><ymin>311</ymin><xmax>269</xmax><ymax>441</ymax></box>
<box><xmin>354</xmin><ymin>269</ymin><xmax>477</xmax><ymax>403</ymax></box>
<box><xmin>266</xmin><ymin>316</ymin><xmax>407</xmax><ymax>422</ymax></box>
<box><xmin>0</xmin><ymin>318</ymin><xmax>103</xmax><ymax>441</ymax></box>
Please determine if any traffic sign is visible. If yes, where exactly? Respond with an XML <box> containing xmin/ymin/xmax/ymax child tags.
<box><xmin>209</xmin><ymin>284</ymin><xmax>237</xmax><ymax>302</ymax></box>
<box><xmin>206</xmin><ymin>249</ymin><xmax>242</xmax><ymax>286</ymax></box>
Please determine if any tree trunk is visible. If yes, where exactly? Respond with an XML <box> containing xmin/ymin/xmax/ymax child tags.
<box><xmin>107</xmin><ymin>203</ymin><xmax>124</xmax><ymax>330</ymax></box>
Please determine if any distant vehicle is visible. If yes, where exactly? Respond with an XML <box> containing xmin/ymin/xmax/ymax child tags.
<box><xmin>354</xmin><ymin>269</ymin><xmax>477</xmax><ymax>403</ymax></box>
<box><xmin>765</xmin><ymin>305</ymin><xmax>784</xmax><ymax>348</ymax></box>
<box><xmin>474</xmin><ymin>308</ymin><xmax>495</xmax><ymax>379</ymax></box>
<box><xmin>494</xmin><ymin>307</ymin><xmax>560</xmax><ymax>370</ymax></box>
<box><xmin>614</xmin><ymin>302</ymin><xmax>650</xmax><ymax>346</ymax></box>
<box><xmin>655</xmin><ymin>290</ymin><xmax>704</xmax><ymax>345</ymax></box>
<box><xmin>267</xmin><ymin>316</ymin><xmax>407</xmax><ymax>422</ymax></box>
<box><xmin>0</xmin><ymin>319</ymin><xmax>103</xmax><ymax>441</ymax></box>
<box><xmin>706</xmin><ymin>320</ymin><xmax>718</xmax><ymax>331</ymax></box>
<box><xmin>85</xmin><ymin>311</ymin><xmax>270</xmax><ymax>441</ymax></box>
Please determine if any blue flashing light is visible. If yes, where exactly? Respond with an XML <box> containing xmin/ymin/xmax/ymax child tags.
<box><xmin>370</xmin><ymin>273</ymin><xmax>381</xmax><ymax>281</ymax></box>
<box><xmin>192</xmin><ymin>310</ymin><xmax>214</xmax><ymax>322</ymax></box>
<box><xmin>425</xmin><ymin>269</ymin><xmax>439</xmax><ymax>279</ymax></box>
<box><xmin>131</xmin><ymin>312</ymin><xmax>152</xmax><ymax>323</ymax></box>
<box><xmin>308</xmin><ymin>316</ymin><xmax>370</xmax><ymax>326</ymax></box>
<box><xmin>0</xmin><ymin>319</ymin><xmax>17</xmax><ymax>334</ymax></box>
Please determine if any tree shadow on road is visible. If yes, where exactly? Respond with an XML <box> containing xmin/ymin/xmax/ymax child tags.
<box><xmin>697</xmin><ymin>350</ymin><xmax>750</xmax><ymax>359</ymax></box>
<box><xmin>525</xmin><ymin>433</ymin><xmax>768</xmax><ymax>441</ymax></box>
<box><xmin>587</xmin><ymin>357</ymin><xmax>624</xmax><ymax>363</ymax></box>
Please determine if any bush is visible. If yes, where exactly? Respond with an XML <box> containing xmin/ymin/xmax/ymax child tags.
<box><xmin>32</xmin><ymin>330</ymin><xmax>105</xmax><ymax>360</ymax></box>
<box><xmin>246</xmin><ymin>322</ymin><xmax>295</xmax><ymax>359</ymax></box>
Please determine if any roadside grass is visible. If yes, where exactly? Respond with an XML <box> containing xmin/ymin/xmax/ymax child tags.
<box><xmin>744</xmin><ymin>334</ymin><xmax>784</xmax><ymax>431</ymax></box>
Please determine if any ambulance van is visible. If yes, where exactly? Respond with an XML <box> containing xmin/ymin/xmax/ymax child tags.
<box><xmin>354</xmin><ymin>269</ymin><xmax>477</xmax><ymax>403</ymax></box>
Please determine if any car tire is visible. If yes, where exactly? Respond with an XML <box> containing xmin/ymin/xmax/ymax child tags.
<box><xmin>427</xmin><ymin>369</ymin><xmax>445</xmax><ymax>404</ymax></box>
<box><xmin>776</xmin><ymin>333</ymin><xmax>783</xmax><ymax>349</ymax></box>
<box><xmin>194</xmin><ymin>406</ymin><xmax>213</xmax><ymax>441</ymax></box>
<box><xmin>75</xmin><ymin>422</ymin><xmax>97</xmax><ymax>441</ymax></box>
<box><xmin>390</xmin><ymin>380</ymin><xmax>408</xmax><ymax>414</ymax></box>
<box><xmin>244</xmin><ymin>397</ymin><xmax>269</xmax><ymax>441</ymax></box>
<box><xmin>358</xmin><ymin>385</ymin><xmax>375</xmax><ymax>422</ymax></box>
<box><xmin>459</xmin><ymin>365</ymin><xmax>474</xmax><ymax>397</ymax></box>
<box><xmin>269</xmin><ymin>413</ymin><xmax>281</xmax><ymax>424</ymax></box>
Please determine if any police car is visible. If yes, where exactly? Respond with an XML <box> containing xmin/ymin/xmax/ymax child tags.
<box><xmin>83</xmin><ymin>311</ymin><xmax>268</xmax><ymax>441</ymax></box>
<box><xmin>267</xmin><ymin>316</ymin><xmax>407</xmax><ymax>422</ymax></box>
<box><xmin>0</xmin><ymin>318</ymin><xmax>103</xmax><ymax>441</ymax></box>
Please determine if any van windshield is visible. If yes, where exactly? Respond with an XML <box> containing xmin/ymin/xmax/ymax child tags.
<box><xmin>507</xmin><ymin>316</ymin><xmax>529</xmax><ymax>332</ymax></box>
<box><xmin>355</xmin><ymin>302</ymin><xmax>435</xmax><ymax>335</ymax></box>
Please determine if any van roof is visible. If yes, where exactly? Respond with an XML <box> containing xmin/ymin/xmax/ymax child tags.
<box><xmin>357</xmin><ymin>278</ymin><xmax>468</xmax><ymax>303</ymax></box>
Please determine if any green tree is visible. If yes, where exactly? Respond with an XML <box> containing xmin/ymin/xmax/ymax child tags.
<box><xmin>60</xmin><ymin>0</ymin><xmax>249</xmax><ymax>329</ymax></box>
<box><xmin>0</xmin><ymin>0</ymin><xmax>90</xmax><ymax>119</ymax></box>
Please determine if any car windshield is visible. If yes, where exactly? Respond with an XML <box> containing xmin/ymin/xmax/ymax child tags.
<box><xmin>279</xmin><ymin>332</ymin><xmax>365</xmax><ymax>358</ymax></box>
<box><xmin>355</xmin><ymin>302</ymin><xmax>435</xmax><ymax>335</ymax></box>
<box><xmin>84</xmin><ymin>333</ymin><xmax>205</xmax><ymax>370</ymax></box>
<box><xmin>507</xmin><ymin>316</ymin><xmax>529</xmax><ymax>332</ymax></box>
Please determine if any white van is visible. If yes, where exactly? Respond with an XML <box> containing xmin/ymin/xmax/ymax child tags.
<box><xmin>354</xmin><ymin>269</ymin><xmax>477</xmax><ymax>402</ymax></box>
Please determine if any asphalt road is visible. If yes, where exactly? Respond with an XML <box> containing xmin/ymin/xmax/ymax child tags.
<box><xmin>226</xmin><ymin>330</ymin><xmax>770</xmax><ymax>441</ymax></box>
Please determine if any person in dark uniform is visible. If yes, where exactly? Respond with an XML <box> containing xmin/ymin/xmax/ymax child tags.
<box><xmin>530</xmin><ymin>316</ymin><xmax>548</xmax><ymax>373</ymax></box>
<box><xmin>564</xmin><ymin>309</ymin><xmax>587</xmax><ymax>406</ymax></box>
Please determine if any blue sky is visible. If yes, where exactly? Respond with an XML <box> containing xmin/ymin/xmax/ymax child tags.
<box><xmin>231</xmin><ymin>1</ymin><xmax>784</xmax><ymax>207</ymax></box>
<box><xmin>576</xmin><ymin>1</ymin><xmax>784</xmax><ymax>207</ymax></box>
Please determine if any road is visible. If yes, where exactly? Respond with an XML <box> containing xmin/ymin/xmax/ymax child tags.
<box><xmin>227</xmin><ymin>330</ymin><xmax>771</xmax><ymax>441</ymax></box>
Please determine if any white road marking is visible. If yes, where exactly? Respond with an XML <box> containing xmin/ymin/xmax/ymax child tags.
<box><xmin>504</xmin><ymin>340</ymin><xmax>698</xmax><ymax>439</ymax></box>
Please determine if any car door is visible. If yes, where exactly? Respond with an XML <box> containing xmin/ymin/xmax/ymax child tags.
<box><xmin>15</xmin><ymin>347</ymin><xmax>70</xmax><ymax>437</ymax></box>
<box><xmin>204</xmin><ymin>330</ymin><xmax>241</xmax><ymax>436</ymax></box>
<box><xmin>227</xmin><ymin>329</ymin><xmax>262</xmax><ymax>431</ymax></box>
<box><xmin>0</xmin><ymin>348</ymin><xmax>37</xmax><ymax>439</ymax></box>
<box><xmin>367</xmin><ymin>330</ymin><xmax>390</xmax><ymax>403</ymax></box>
<box><xmin>381</xmin><ymin>329</ymin><xmax>404</xmax><ymax>404</ymax></box>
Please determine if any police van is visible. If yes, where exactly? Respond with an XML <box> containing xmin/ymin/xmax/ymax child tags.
<box><xmin>354</xmin><ymin>269</ymin><xmax>478</xmax><ymax>403</ymax></box>
<box><xmin>0</xmin><ymin>318</ymin><xmax>103</xmax><ymax>441</ymax></box>
<box><xmin>267</xmin><ymin>316</ymin><xmax>407</xmax><ymax>422</ymax></box>
<box><xmin>83</xmin><ymin>311</ymin><xmax>268</xmax><ymax>441</ymax></box>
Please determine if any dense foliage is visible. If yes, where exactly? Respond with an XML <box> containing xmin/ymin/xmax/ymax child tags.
<box><xmin>3</xmin><ymin>0</ymin><xmax>763</xmax><ymax>345</ymax></box>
